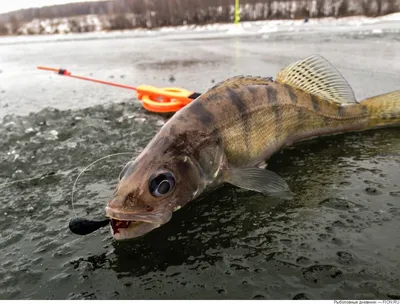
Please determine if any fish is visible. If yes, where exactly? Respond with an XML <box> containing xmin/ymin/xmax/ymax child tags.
<box><xmin>105</xmin><ymin>54</ymin><xmax>400</xmax><ymax>240</ymax></box>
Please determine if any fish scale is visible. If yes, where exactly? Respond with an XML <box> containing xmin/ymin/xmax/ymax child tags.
<box><xmin>183</xmin><ymin>80</ymin><xmax>366</xmax><ymax>167</ymax></box>
<box><xmin>105</xmin><ymin>54</ymin><xmax>400</xmax><ymax>240</ymax></box>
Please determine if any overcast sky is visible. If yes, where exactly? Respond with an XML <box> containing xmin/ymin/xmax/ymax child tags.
<box><xmin>0</xmin><ymin>0</ymin><xmax>104</xmax><ymax>14</ymax></box>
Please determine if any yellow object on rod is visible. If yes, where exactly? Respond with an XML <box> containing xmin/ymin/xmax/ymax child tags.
<box><xmin>234</xmin><ymin>0</ymin><xmax>240</xmax><ymax>24</ymax></box>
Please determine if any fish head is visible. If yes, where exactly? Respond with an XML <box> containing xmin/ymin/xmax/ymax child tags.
<box><xmin>105</xmin><ymin>148</ymin><xmax>204</xmax><ymax>240</ymax></box>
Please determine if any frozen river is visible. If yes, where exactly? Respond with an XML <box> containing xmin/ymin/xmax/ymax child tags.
<box><xmin>0</xmin><ymin>15</ymin><xmax>399</xmax><ymax>299</ymax></box>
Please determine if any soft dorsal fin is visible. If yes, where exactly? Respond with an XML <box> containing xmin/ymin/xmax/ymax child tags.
<box><xmin>202</xmin><ymin>75</ymin><xmax>273</xmax><ymax>98</ymax></box>
<box><xmin>276</xmin><ymin>55</ymin><xmax>357</xmax><ymax>104</ymax></box>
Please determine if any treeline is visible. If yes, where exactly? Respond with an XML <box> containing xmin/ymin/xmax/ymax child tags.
<box><xmin>0</xmin><ymin>0</ymin><xmax>399</xmax><ymax>35</ymax></box>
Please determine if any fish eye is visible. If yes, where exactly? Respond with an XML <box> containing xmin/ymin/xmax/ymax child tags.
<box><xmin>149</xmin><ymin>171</ymin><xmax>175</xmax><ymax>197</ymax></box>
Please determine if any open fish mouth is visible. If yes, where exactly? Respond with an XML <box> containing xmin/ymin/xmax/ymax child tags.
<box><xmin>110</xmin><ymin>219</ymin><xmax>135</xmax><ymax>234</ymax></box>
<box><xmin>106</xmin><ymin>207</ymin><xmax>172</xmax><ymax>240</ymax></box>
<box><xmin>108</xmin><ymin>218</ymin><xmax>162</xmax><ymax>240</ymax></box>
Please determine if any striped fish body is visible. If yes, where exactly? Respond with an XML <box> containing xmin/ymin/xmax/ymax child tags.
<box><xmin>170</xmin><ymin>55</ymin><xmax>400</xmax><ymax>173</ymax></box>
<box><xmin>106</xmin><ymin>55</ymin><xmax>400</xmax><ymax>240</ymax></box>
<box><xmin>174</xmin><ymin>80</ymin><xmax>367</xmax><ymax>169</ymax></box>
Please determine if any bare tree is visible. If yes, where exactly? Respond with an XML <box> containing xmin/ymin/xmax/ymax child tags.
<box><xmin>376</xmin><ymin>0</ymin><xmax>383</xmax><ymax>15</ymax></box>
<box><xmin>316</xmin><ymin>0</ymin><xmax>327</xmax><ymax>17</ymax></box>
<box><xmin>360</xmin><ymin>0</ymin><xmax>372</xmax><ymax>16</ymax></box>
<box><xmin>386</xmin><ymin>0</ymin><xmax>397</xmax><ymax>13</ymax></box>
<box><xmin>0</xmin><ymin>22</ymin><xmax>8</xmax><ymax>35</ymax></box>
<box><xmin>337</xmin><ymin>0</ymin><xmax>349</xmax><ymax>16</ymax></box>
<box><xmin>8</xmin><ymin>16</ymin><xmax>20</xmax><ymax>34</ymax></box>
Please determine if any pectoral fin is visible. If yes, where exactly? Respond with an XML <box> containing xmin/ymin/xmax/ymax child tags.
<box><xmin>226</xmin><ymin>167</ymin><xmax>293</xmax><ymax>199</ymax></box>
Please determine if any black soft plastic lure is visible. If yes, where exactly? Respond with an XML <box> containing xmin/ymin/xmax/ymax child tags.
<box><xmin>69</xmin><ymin>218</ymin><xmax>110</xmax><ymax>235</ymax></box>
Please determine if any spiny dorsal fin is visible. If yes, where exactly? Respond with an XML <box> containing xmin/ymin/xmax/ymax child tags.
<box><xmin>202</xmin><ymin>75</ymin><xmax>272</xmax><ymax>98</ymax></box>
<box><xmin>276</xmin><ymin>55</ymin><xmax>358</xmax><ymax>104</ymax></box>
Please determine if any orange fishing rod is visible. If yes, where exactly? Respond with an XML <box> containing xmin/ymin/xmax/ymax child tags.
<box><xmin>37</xmin><ymin>66</ymin><xmax>202</xmax><ymax>113</ymax></box>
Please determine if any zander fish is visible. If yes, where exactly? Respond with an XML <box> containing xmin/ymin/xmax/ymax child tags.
<box><xmin>106</xmin><ymin>55</ymin><xmax>400</xmax><ymax>240</ymax></box>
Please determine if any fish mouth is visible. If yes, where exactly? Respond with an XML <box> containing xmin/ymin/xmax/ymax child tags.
<box><xmin>105</xmin><ymin>207</ymin><xmax>172</xmax><ymax>240</ymax></box>
<box><xmin>110</xmin><ymin>218</ymin><xmax>133</xmax><ymax>233</ymax></box>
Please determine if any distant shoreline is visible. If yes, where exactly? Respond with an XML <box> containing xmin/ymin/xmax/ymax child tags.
<box><xmin>0</xmin><ymin>12</ymin><xmax>400</xmax><ymax>39</ymax></box>
<box><xmin>1</xmin><ymin>0</ymin><xmax>399</xmax><ymax>36</ymax></box>
<box><xmin>0</xmin><ymin>12</ymin><xmax>399</xmax><ymax>46</ymax></box>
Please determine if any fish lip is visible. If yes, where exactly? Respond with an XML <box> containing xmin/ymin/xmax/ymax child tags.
<box><xmin>110</xmin><ymin>221</ymin><xmax>161</xmax><ymax>240</ymax></box>
<box><xmin>105</xmin><ymin>206</ymin><xmax>171</xmax><ymax>224</ymax></box>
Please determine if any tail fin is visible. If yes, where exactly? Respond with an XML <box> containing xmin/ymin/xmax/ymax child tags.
<box><xmin>361</xmin><ymin>90</ymin><xmax>400</xmax><ymax>129</ymax></box>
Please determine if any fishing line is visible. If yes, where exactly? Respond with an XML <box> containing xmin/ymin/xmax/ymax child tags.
<box><xmin>16</xmin><ymin>156</ymin><xmax>122</xmax><ymax>299</ymax></box>
<box><xmin>0</xmin><ymin>174</ymin><xmax>58</xmax><ymax>189</ymax></box>
<box><xmin>0</xmin><ymin>152</ymin><xmax>133</xmax><ymax>216</ymax></box>
<box><xmin>1</xmin><ymin>153</ymin><xmax>135</xmax><ymax>248</ymax></box>
<box><xmin>70</xmin><ymin>152</ymin><xmax>133</xmax><ymax>217</ymax></box>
